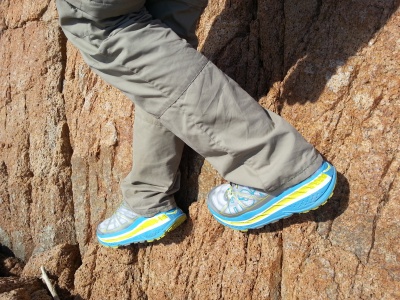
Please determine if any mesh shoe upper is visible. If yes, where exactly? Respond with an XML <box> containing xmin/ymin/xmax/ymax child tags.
<box><xmin>97</xmin><ymin>202</ymin><xmax>139</xmax><ymax>234</ymax></box>
<box><xmin>209</xmin><ymin>183</ymin><xmax>272</xmax><ymax>216</ymax></box>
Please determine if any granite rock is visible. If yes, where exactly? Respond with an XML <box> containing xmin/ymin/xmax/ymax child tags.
<box><xmin>0</xmin><ymin>0</ymin><xmax>399</xmax><ymax>299</ymax></box>
<box><xmin>0</xmin><ymin>277</ymin><xmax>51</xmax><ymax>300</ymax></box>
<box><xmin>21</xmin><ymin>243</ymin><xmax>81</xmax><ymax>293</ymax></box>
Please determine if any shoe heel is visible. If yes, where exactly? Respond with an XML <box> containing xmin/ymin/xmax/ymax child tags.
<box><xmin>149</xmin><ymin>214</ymin><xmax>187</xmax><ymax>242</ymax></box>
<box><xmin>167</xmin><ymin>214</ymin><xmax>187</xmax><ymax>233</ymax></box>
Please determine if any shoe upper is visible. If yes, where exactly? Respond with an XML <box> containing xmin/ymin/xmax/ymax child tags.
<box><xmin>208</xmin><ymin>183</ymin><xmax>272</xmax><ymax>216</ymax></box>
<box><xmin>97</xmin><ymin>202</ymin><xmax>139</xmax><ymax>235</ymax></box>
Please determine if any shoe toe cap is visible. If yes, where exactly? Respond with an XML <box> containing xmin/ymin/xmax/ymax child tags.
<box><xmin>207</xmin><ymin>183</ymin><xmax>230</xmax><ymax>211</ymax></box>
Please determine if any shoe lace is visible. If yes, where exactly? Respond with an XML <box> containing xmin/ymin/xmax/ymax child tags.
<box><xmin>223</xmin><ymin>183</ymin><xmax>269</xmax><ymax>214</ymax></box>
<box><xmin>223</xmin><ymin>183</ymin><xmax>249</xmax><ymax>213</ymax></box>
<box><xmin>226</xmin><ymin>184</ymin><xmax>235</xmax><ymax>199</ymax></box>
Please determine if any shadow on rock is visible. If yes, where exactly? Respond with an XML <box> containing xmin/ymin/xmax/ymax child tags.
<box><xmin>200</xmin><ymin>0</ymin><xmax>399</xmax><ymax>109</ymax></box>
<box><xmin>175</xmin><ymin>147</ymin><xmax>205</xmax><ymax>214</ymax></box>
<box><xmin>249</xmin><ymin>171</ymin><xmax>350</xmax><ymax>236</ymax></box>
<box><xmin>278</xmin><ymin>0</ymin><xmax>400</xmax><ymax>109</ymax></box>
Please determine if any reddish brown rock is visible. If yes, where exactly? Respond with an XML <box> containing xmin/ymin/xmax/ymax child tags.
<box><xmin>22</xmin><ymin>243</ymin><xmax>81</xmax><ymax>293</ymax></box>
<box><xmin>0</xmin><ymin>244</ymin><xmax>25</xmax><ymax>277</ymax></box>
<box><xmin>0</xmin><ymin>277</ymin><xmax>51</xmax><ymax>300</ymax></box>
<box><xmin>0</xmin><ymin>1</ymin><xmax>76</xmax><ymax>260</ymax></box>
<box><xmin>0</xmin><ymin>257</ymin><xmax>24</xmax><ymax>278</ymax></box>
<box><xmin>1</xmin><ymin>0</ymin><xmax>399</xmax><ymax>299</ymax></box>
<box><xmin>0</xmin><ymin>288</ymin><xmax>31</xmax><ymax>300</ymax></box>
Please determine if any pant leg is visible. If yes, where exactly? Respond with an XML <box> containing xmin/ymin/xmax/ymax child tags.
<box><xmin>120</xmin><ymin>107</ymin><xmax>184</xmax><ymax>216</ymax></box>
<box><xmin>120</xmin><ymin>1</ymin><xmax>205</xmax><ymax>216</ymax></box>
<box><xmin>56</xmin><ymin>0</ymin><xmax>322</xmax><ymax>196</ymax></box>
<box><xmin>145</xmin><ymin>0</ymin><xmax>207</xmax><ymax>48</ymax></box>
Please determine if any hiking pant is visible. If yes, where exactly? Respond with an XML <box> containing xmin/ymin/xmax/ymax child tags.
<box><xmin>56</xmin><ymin>0</ymin><xmax>323</xmax><ymax>217</ymax></box>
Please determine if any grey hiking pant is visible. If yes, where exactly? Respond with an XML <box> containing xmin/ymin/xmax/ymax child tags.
<box><xmin>56</xmin><ymin>0</ymin><xmax>323</xmax><ymax>217</ymax></box>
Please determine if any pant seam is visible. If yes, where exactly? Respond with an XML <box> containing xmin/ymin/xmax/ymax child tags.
<box><xmin>158</xmin><ymin>60</ymin><xmax>209</xmax><ymax>118</ymax></box>
<box><xmin>112</xmin><ymin>54</ymin><xmax>208</xmax><ymax>119</ymax></box>
<box><xmin>135</xmin><ymin>110</ymin><xmax>165</xmax><ymax>128</ymax></box>
<box><xmin>176</xmin><ymin>103</ymin><xmax>232</xmax><ymax>154</ymax></box>
<box><xmin>112</xmin><ymin>62</ymin><xmax>175</xmax><ymax>115</ymax></box>
<box><xmin>165</xmin><ymin>100</ymin><xmax>233</xmax><ymax>158</ymax></box>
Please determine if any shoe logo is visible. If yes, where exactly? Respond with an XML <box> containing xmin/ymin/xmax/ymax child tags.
<box><xmin>324</xmin><ymin>164</ymin><xmax>331</xmax><ymax>173</ymax></box>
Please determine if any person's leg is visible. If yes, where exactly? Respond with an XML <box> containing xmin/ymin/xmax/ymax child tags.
<box><xmin>57</xmin><ymin>0</ymin><xmax>322</xmax><ymax>191</ymax></box>
<box><xmin>56</xmin><ymin>0</ymin><xmax>335</xmax><ymax>243</ymax></box>
<box><xmin>144</xmin><ymin>0</ymin><xmax>335</xmax><ymax>230</ymax></box>
<box><xmin>145</xmin><ymin>0</ymin><xmax>207</xmax><ymax>48</ymax></box>
<box><xmin>120</xmin><ymin>106</ymin><xmax>183</xmax><ymax>217</ymax></box>
<box><xmin>120</xmin><ymin>0</ymin><xmax>207</xmax><ymax>217</ymax></box>
<box><xmin>56</xmin><ymin>0</ymin><xmax>209</xmax><ymax>246</ymax></box>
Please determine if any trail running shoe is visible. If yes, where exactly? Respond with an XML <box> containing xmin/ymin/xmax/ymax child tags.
<box><xmin>207</xmin><ymin>161</ymin><xmax>336</xmax><ymax>231</ymax></box>
<box><xmin>96</xmin><ymin>202</ymin><xmax>187</xmax><ymax>247</ymax></box>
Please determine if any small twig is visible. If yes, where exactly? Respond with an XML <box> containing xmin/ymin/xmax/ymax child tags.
<box><xmin>40</xmin><ymin>266</ymin><xmax>60</xmax><ymax>300</ymax></box>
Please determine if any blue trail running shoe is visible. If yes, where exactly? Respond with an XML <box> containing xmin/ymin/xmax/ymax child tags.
<box><xmin>207</xmin><ymin>161</ymin><xmax>337</xmax><ymax>231</ymax></box>
<box><xmin>96</xmin><ymin>202</ymin><xmax>187</xmax><ymax>247</ymax></box>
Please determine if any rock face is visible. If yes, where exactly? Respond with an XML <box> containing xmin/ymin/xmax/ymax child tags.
<box><xmin>1</xmin><ymin>0</ymin><xmax>399</xmax><ymax>299</ymax></box>
<box><xmin>0</xmin><ymin>0</ymin><xmax>75</xmax><ymax>260</ymax></box>
<box><xmin>21</xmin><ymin>243</ymin><xmax>81</xmax><ymax>293</ymax></box>
<box><xmin>0</xmin><ymin>277</ymin><xmax>51</xmax><ymax>300</ymax></box>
